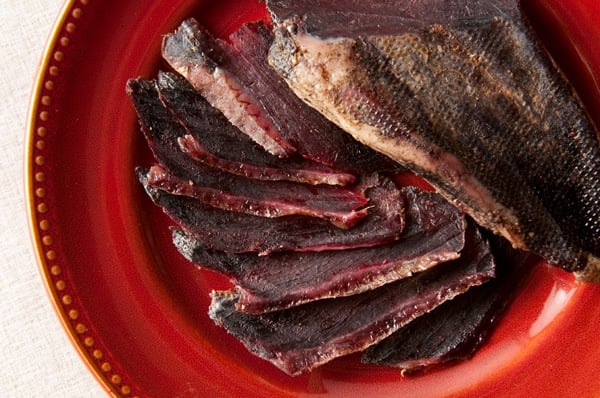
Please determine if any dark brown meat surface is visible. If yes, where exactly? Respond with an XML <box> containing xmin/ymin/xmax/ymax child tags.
<box><xmin>173</xmin><ymin>187</ymin><xmax>466</xmax><ymax>313</ymax></box>
<box><xmin>267</xmin><ymin>0</ymin><xmax>600</xmax><ymax>281</ymax></box>
<box><xmin>138</xmin><ymin>170</ymin><xmax>406</xmax><ymax>255</ymax></box>
<box><xmin>208</xmin><ymin>223</ymin><xmax>495</xmax><ymax>376</ymax></box>
<box><xmin>156</xmin><ymin>71</ymin><xmax>356</xmax><ymax>186</ymax></box>
<box><xmin>125</xmin><ymin>2</ymin><xmax>574</xmax><ymax>378</ymax></box>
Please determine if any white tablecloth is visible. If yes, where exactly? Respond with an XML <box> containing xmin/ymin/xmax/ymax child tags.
<box><xmin>0</xmin><ymin>1</ymin><xmax>106</xmax><ymax>396</ymax></box>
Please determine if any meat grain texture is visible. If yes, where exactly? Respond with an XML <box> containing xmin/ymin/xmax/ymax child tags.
<box><xmin>209</xmin><ymin>224</ymin><xmax>495</xmax><ymax>376</ymax></box>
<box><xmin>173</xmin><ymin>187</ymin><xmax>466</xmax><ymax>313</ymax></box>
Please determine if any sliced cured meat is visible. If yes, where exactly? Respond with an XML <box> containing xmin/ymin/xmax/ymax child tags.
<box><xmin>162</xmin><ymin>18</ymin><xmax>401</xmax><ymax>172</ymax></box>
<box><xmin>208</xmin><ymin>224</ymin><xmax>496</xmax><ymax>376</ymax></box>
<box><xmin>173</xmin><ymin>187</ymin><xmax>465</xmax><ymax>313</ymax></box>
<box><xmin>139</xmin><ymin>171</ymin><xmax>405</xmax><ymax>255</ymax></box>
<box><xmin>155</xmin><ymin>71</ymin><xmax>356</xmax><ymax>186</ymax></box>
<box><xmin>267</xmin><ymin>0</ymin><xmax>600</xmax><ymax>280</ymax></box>
<box><xmin>144</xmin><ymin>163</ymin><xmax>369</xmax><ymax>228</ymax></box>
<box><xmin>162</xmin><ymin>19</ymin><xmax>293</xmax><ymax>157</ymax></box>
<box><xmin>362</xmin><ymin>236</ymin><xmax>534</xmax><ymax>373</ymax></box>
<box><xmin>178</xmin><ymin>134</ymin><xmax>354</xmax><ymax>185</ymax></box>
<box><xmin>127</xmin><ymin>77</ymin><xmax>375</xmax><ymax>228</ymax></box>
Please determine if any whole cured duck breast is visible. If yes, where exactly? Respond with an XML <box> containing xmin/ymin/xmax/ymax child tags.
<box><xmin>266</xmin><ymin>0</ymin><xmax>600</xmax><ymax>281</ymax></box>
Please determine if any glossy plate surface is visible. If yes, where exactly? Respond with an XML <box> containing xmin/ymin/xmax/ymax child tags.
<box><xmin>26</xmin><ymin>0</ymin><xmax>600</xmax><ymax>396</ymax></box>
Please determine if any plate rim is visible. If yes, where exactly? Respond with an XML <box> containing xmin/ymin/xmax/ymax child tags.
<box><xmin>25</xmin><ymin>0</ymin><xmax>122</xmax><ymax>396</ymax></box>
<box><xmin>22</xmin><ymin>1</ymin><xmax>600</xmax><ymax>396</ymax></box>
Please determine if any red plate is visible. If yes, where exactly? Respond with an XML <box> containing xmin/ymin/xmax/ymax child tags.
<box><xmin>26</xmin><ymin>0</ymin><xmax>600</xmax><ymax>396</ymax></box>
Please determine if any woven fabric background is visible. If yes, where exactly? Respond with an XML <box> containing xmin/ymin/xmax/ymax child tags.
<box><xmin>0</xmin><ymin>1</ymin><xmax>106</xmax><ymax>396</ymax></box>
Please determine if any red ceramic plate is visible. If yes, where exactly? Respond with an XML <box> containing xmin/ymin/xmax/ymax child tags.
<box><xmin>26</xmin><ymin>0</ymin><xmax>600</xmax><ymax>397</ymax></box>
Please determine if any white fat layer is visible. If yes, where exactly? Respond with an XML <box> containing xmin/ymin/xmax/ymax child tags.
<box><xmin>285</xmin><ymin>32</ymin><xmax>527</xmax><ymax>250</ymax></box>
<box><xmin>575</xmin><ymin>254</ymin><xmax>600</xmax><ymax>283</ymax></box>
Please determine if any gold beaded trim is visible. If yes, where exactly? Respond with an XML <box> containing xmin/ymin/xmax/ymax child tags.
<box><xmin>26</xmin><ymin>1</ymin><xmax>138</xmax><ymax>396</ymax></box>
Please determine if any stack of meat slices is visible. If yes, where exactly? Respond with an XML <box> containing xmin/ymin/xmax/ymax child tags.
<box><xmin>126</xmin><ymin>19</ymin><xmax>533</xmax><ymax>376</ymax></box>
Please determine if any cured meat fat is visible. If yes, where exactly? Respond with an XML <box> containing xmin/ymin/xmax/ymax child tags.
<box><xmin>156</xmin><ymin>71</ymin><xmax>356</xmax><ymax>186</ymax></box>
<box><xmin>162</xmin><ymin>19</ymin><xmax>400</xmax><ymax>172</ymax></box>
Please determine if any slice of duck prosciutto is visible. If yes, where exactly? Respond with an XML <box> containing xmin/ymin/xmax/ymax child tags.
<box><xmin>138</xmin><ymin>170</ymin><xmax>406</xmax><ymax>255</ymax></box>
<box><xmin>362</xmin><ymin>236</ymin><xmax>534</xmax><ymax>373</ymax></box>
<box><xmin>208</xmin><ymin>224</ymin><xmax>496</xmax><ymax>376</ymax></box>
<box><xmin>162</xmin><ymin>18</ymin><xmax>401</xmax><ymax>172</ymax></box>
<box><xmin>267</xmin><ymin>0</ymin><xmax>600</xmax><ymax>281</ymax></box>
<box><xmin>173</xmin><ymin>187</ymin><xmax>465</xmax><ymax>314</ymax></box>
<box><xmin>163</xmin><ymin>19</ymin><xmax>292</xmax><ymax>157</ymax></box>
<box><xmin>127</xmin><ymin>77</ymin><xmax>374</xmax><ymax>228</ymax></box>
<box><xmin>155</xmin><ymin>71</ymin><xmax>356</xmax><ymax>186</ymax></box>
<box><xmin>144</xmin><ymin>163</ymin><xmax>369</xmax><ymax>228</ymax></box>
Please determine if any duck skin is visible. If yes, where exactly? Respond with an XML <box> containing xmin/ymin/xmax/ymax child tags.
<box><xmin>266</xmin><ymin>0</ymin><xmax>600</xmax><ymax>281</ymax></box>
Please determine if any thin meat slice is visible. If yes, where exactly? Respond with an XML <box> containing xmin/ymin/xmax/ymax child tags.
<box><xmin>209</xmin><ymin>224</ymin><xmax>496</xmax><ymax>376</ymax></box>
<box><xmin>178</xmin><ymin>134</ymin><xmax>353</xmax><ymax>185</ymax></box>
<box><xmin>145</xmin><ymin>164</ymin><xmax>368</xmax><ymax>227</ymax></box>
<box><xmin>138</xmin><ymin>170</ymin><xmax>405</xmax><ymax>255</ymax></box>
<box><xmin>127</xmin><ymin>77</ymin><xmax>373</xmax><ymax>228</ymax></box>
<box><xmin>155</xmin><ymin>71</ymin><xmax>355</xmax><ymax>186</ymax></box>
<box><xmin>362</xmin><ymin>236</ymin><xmax>534</xmax><ymax>373</ymax></box>
<box><xmin>162</xmin><ymin>18</ymin><xmax>293</xmax><ymax>157</ymax></box>
<box><xmin>162</xmin><ymin>18</ymin><xmax>401</xmax><ymax>172</ymax></box>
<box><xmin>173</xmin><ymin>187</ymin><xmax>465</xmax><ymax>313</ymax></box>
<box><xmin>267</xmin><ymin>0</ymin><xmax>600</xmax><ymax>280</ymax></box>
